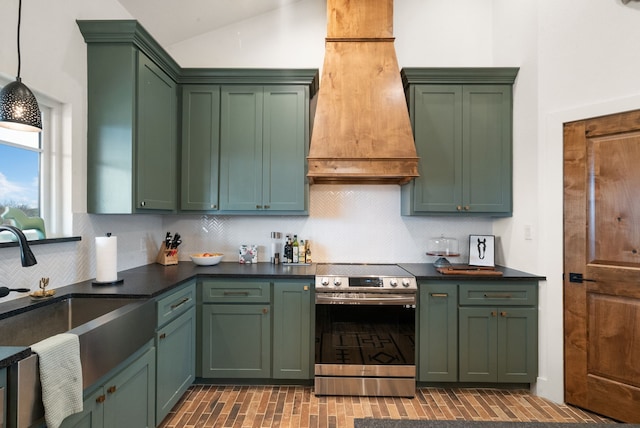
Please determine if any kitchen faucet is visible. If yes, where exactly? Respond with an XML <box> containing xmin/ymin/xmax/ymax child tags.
<box><xmin>0</xmin><ymin>224</ymin><xmax>37</xmax><ymax>267</ymax></box>
<box><xmin>0</xmin><ymin>225</ymin><xmax>37</xmax><ymax>297</ymax></box>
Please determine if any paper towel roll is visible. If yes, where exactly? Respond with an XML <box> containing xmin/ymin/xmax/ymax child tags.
<box><xmin>96</xmin><ymin>235</ymin><xmax>118</xmax><ymax>283</ymax></box>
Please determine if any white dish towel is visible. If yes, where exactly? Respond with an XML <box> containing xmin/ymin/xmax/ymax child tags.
<box><xmin>31</xmin><ymin>333</ymin><xmax>84</xmax><ymax>428</ymax></box>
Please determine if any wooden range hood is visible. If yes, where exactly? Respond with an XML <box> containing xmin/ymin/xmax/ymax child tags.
<box><xmin>307</xmin><ymin>0</ymin><xmax>419</xmax><ymax>185</ymax></box>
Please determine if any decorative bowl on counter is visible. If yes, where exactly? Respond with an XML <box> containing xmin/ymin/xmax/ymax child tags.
<box><xmin>190</xmin><ymin>253</ymin><xmax>224</xmax><ymax>266</ymax></box>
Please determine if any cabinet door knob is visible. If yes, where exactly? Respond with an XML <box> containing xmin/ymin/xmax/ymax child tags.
<box><xmin>211</xmin><ymin>204</ymin><xmax>217</xmax><ymax>209</ymax></box>
<box><xmin>256</xmin><ymin>205</ymin><xmax>262</xmax><ymax>209</ymax></box>
<box><xmin>96</xmin><ymin>395</ymin><xmax>106</xmax><ymax>403</ymax></box>
<box><xmin>140</xmin><ymin>201</ymin><xmax>146</xmax><ymax>207</ymax></box>
<box><xmin>457</xmin><ymin>206</ymin><xmax>462</xmax><ymax>211</ymax></box>
<box><xmin>464</xmin><ymin>205</ymin><xmax>470</xmax><ymax>211</ymax></box>
<box><xmin>262</xmin><ymin>308</ymin><xmax>269</xmax><ymax>314</ymax></box>
<box><xmin>264</xmin><ymin>205</ymin><xmax>270</xmax><ymax>209</ymax></box>
<box><xmin>500</xmin><ymin>311</ymin><xmax>508</xmax><ymax>317</ymax></box>
<box><xmin>107</xmin><ymin>385</ymin><xmax>117</xmax><ymax>394</ymax></box>
<box><xmin>159</xmin><ymin>333</ymin><xmax>166</xmax><ymax>340</ymax></box>
<box><xmin>491</xmin><ymin>311</ymin><xmax>497</xmax><ymax>317</ymax></box>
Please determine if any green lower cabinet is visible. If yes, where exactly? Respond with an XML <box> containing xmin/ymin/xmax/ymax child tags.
<box><xmin>61</xmin><ymin>344</ymin><xmax>156</xmax><ymax>428</ymax></box>
<box><xmin>418</xmin><ymin>283</ymin><xmax>457</xmax><ymax>382</ymax></box>
<box><xmin>272</xmin><ymin>282</ymin><xmax>312</xmax><ymax>380</ymax></box>
<box><xmin>201</xmin><ymin>304</ymin><xmax>271</xmax><ymax>378</ymax></box>
<box><xmin>156</xmin><ymin>306</ymin><xmax>196</xmax><ymax>423</ymax></box>
<box><xmin>459</xmin><ymin>306</ymin><xmax>537</xmax><ymax>383</ymax></box>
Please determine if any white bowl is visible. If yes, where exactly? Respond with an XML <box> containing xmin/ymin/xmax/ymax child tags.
<box><xmin>190</xmin><ymin>253</ymin><xmax>223</xmax><ymax>266</ymax></box>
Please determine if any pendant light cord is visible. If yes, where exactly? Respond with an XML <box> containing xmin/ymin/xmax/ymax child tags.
<box><xmin>16</xmin><ymin>0</ymin><xmax>22</xmax><ymax>80</ymax></box>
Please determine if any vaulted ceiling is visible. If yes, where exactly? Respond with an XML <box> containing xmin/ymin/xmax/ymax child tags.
<box><xmin>115</xmin><ymin>0</ymin><xmax>305</xmax><ymax>46</ymax></box>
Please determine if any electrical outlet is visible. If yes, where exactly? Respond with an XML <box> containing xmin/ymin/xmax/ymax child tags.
<box><xmin>524</xmin><ymin>225</ymin><xmax>533</xmax><ymax>240</ymax></box>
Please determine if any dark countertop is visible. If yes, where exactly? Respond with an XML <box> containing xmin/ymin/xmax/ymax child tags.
<box><xmin>399</xmin><ymin>263</ymin><xmax>546</xmax><ymax>281</ymax></box>
<box><xmin>0</xmin><ymin>261</ymin><xmax>316</xmax><ymax>368</ymax></box>
<box><xmin>0</xmin><ymin>261</ymin><xmax>543</xmax><ymax>368</ymax></box>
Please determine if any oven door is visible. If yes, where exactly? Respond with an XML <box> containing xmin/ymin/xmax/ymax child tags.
<box><xmin>314</xmin><ymin>293</ymin><xmax>416</xmax><ymax>397</ymax></box>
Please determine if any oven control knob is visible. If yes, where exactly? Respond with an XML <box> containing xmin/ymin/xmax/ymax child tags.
<box><xmin>402</xmin><ymin>278</ymin><xmax>412</xmax><ymax>287</ymax></box>
<box><xmin>321</xmin><ymin>278</ymin><xmax>330</xmax><ymax>286</ymax></box>
<box><xmin>333</xmin><ymin>278</ymin><xmax>342</xmax><ymax>286</ymax></box>
<box><xmin>389</xmin><ymin>279</ymin><xmax>398</xmax><ymax>287</ymax></box>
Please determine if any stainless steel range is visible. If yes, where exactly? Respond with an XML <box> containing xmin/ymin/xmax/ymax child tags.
<box><xmin>314</xmin><ymin>264</ymin><xmax>417</xmax><ymax>398</ymax></box>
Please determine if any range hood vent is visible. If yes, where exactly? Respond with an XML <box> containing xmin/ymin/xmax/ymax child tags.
<box><xmin>307</xmin><ymin>0</ymin><xmax>419</xmax><ymax>185</ymax></box>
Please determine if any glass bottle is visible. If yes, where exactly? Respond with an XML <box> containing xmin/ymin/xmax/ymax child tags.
<box><xmin>292</xmin><ymin>235</ymin><xmax>299</xmax><ymax>263</ymax></box>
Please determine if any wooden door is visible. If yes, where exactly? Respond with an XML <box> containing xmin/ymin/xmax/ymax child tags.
<box><xmin>564</xmin><ymin>109</ymin><xmax>640</xmax><ymax>423</ymax></box>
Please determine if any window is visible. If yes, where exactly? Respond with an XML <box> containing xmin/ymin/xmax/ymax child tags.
<box><xmin>0</xmin><ymin>126</ymin><xmax>42</xmax><ymax>217</ymax></box>
<box><xmin>1</xmin><ymin>76</ymin><xmax>66</xmax><ymax>239</ymax></box>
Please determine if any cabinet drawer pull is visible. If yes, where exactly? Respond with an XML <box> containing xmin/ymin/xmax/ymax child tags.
<box><xmin>491</xmin><ymin>311</ymin><xmax>497</xmax><ymax>317</ymax></box>
<box><xmin>159</xmin><ymin>333</ymin><xmax>166</xmax><ymax>340</ymax></box>
<box><xmin>223</xmin><ymin>291</ymin><xmax>250</xmax><ymax>296</ymax></box>
<box><xmin>430</xmin><ymin>293</ymin><xmax>448</xmax><ymax>298</ymax></box>
<box><xmin>107</xmin><ymin>385</ymin><xmax>117</xmax><ymax>394</ymax></box>
<box><xmin>500</xmin><ymin>311</ymin><xmax>508</xmax><ymax>317</ymax></box>
<box><xmin>170</xmin><ymin>297</ymin><xmax>190</xmax><ymax>310</ymax></box>
<box><xmin>483</xmin><ymin>293</ymin><xmax>512</xmax><ymax>299</ymax></box>
<box><xmin>96</xmin><ymin>395</ymin><xmax>106</xmax><ymax>403</ymax></box>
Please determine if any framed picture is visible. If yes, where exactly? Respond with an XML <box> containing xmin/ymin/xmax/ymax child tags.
<box><xmin>468</xmin><ymin>235</ymin><xmax>495</xmax><ymax>267</ymax></box>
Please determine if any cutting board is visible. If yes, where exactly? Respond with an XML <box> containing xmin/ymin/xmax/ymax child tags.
<box><xmin>437</xmin><ymin>267</ymin><xmax>503</xmax><ymax>276</ymax></box>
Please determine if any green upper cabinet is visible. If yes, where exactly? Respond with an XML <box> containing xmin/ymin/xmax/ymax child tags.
<box><xmin>219</xmin><ymin>85</ymin><xmax>309</xmax><ymax>213</ymax></box>
<box><xmin>78</xmin><ymin>20</ymin><xmax>179</xmax><ymax>213</ymax></box>
<box><xmin>180</xmin><ymin>86</ymin><xmax>221</xmax><ymax>211</ymax></box>
<box><xmin>79</xmin><ymin>20</ymin><xmax>318</xmax><ymax>216</ymax></box>
<box><xmin>401</xmin><ymin>68</ymin><xmax>518</xmax><ymax>216</ymax></box>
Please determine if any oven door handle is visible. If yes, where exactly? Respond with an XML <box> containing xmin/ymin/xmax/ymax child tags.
<box><xmin>315</xmin><ymin>293</ymin><xmax>416</xmax><ymax>305</ymax></box>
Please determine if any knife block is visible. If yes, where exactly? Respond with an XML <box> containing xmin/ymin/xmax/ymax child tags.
<box><xmin>156</xmin><ymin>242</ymin><xmax>179</xmax><ymax>266</ymax></box>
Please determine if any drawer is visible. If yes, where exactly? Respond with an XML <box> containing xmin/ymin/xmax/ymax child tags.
<box><xmin>157</xmin><ymin>281</ymin><xmax>196</xmax><ymax>326</ymax></box>
<box><xmin>458</xmin><ymin>282</ymin><xmax>537</xmax><ymax>306</ymax></box>
<box><xmin>201</xmin><ymin>280</ymin><xmax>271</xmax><ymax>303</ymax></box>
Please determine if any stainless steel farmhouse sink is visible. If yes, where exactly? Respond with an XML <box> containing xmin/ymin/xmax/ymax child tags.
<box><xmin>0</xmin><ymin>296</ymin><xmax>156</xmax><ymax>427</ymax></box>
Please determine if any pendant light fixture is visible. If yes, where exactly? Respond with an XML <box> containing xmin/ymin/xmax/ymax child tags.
<box><xmin>0</xmin><ymin>0</ymin><xmax>42</xmax><ymax>132</ymax></box>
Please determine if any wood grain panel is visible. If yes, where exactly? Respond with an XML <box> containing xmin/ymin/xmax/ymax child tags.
<box><xmin>327</xmin><ymin>0</ymin><xmax>393</xmax><ymax>39</ymax></box>
<box><xmin>563</xmin><ymin>120</ymin><xmax>589</xmax><ymax>405</ymax></box>
<box><xmin>588</xmin><ymin>131</ymin><xmax>640</xmax><ymax>265</ymax></box>
<box><xmin>588</xmin><ymin>293</ymin><xmax>640</xmax><ymax>386</ymax></box>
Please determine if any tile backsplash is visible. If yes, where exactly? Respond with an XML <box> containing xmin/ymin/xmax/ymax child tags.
<box><xmin>0</xmin><ymin>185</ymin><xmax>491</xmax><ymax>302</ymax></box>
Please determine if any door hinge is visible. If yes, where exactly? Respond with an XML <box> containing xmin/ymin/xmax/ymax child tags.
<box><xmin>568</xmin><ymin>272</ymin><xmax>596</xmax><ymax>283</ymax></box>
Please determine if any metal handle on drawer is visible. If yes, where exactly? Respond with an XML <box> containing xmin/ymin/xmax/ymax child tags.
<box><xmin>431</xmin><ymin>293</ymin><xmax>448</xmax><ymax>298</ymax></box>
<box><xmin>484</xmin><ymin>293</ymin><xmax>512</xmax><ymax>299</ymax></box>
<box><xmin>223</xmin><ymin>291</ymin><xmax>250</xmax><ymax>296</ymax></box>
<box><xmin>170</xmin><ymin>297</ymin><xmax>190</xmax><ymax>310</ymax></box>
